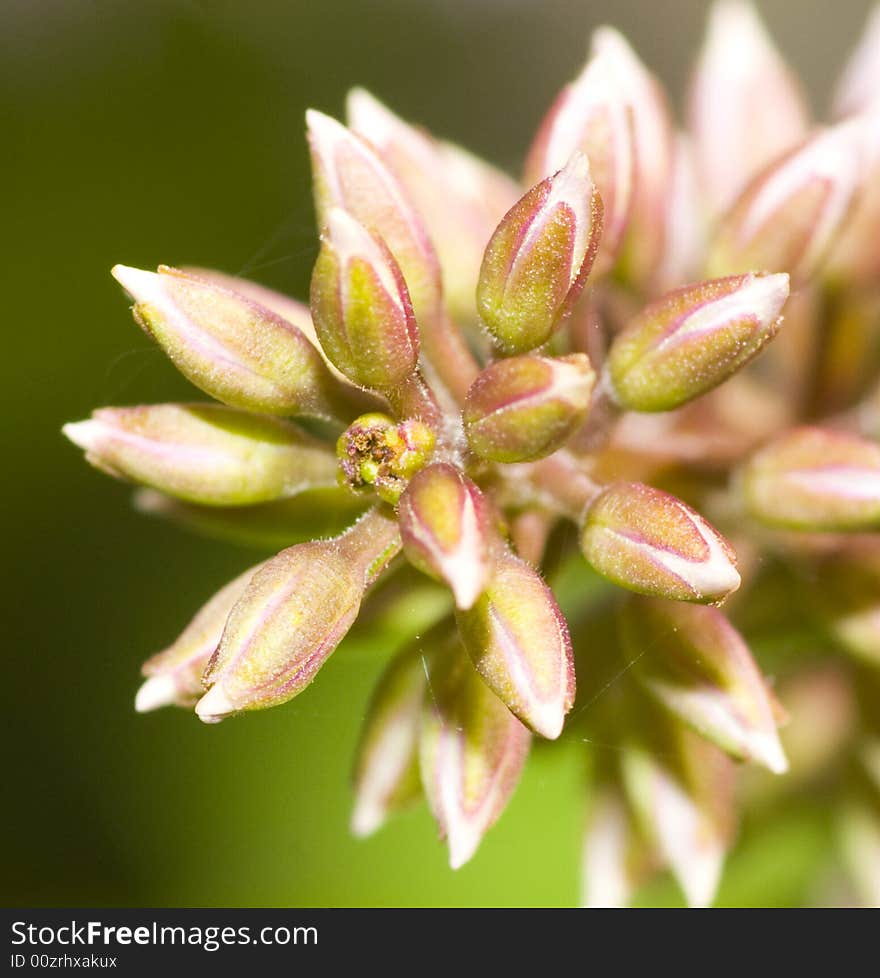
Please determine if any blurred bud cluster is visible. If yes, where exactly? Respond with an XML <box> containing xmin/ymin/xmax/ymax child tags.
<box><xmin>64</xmin><ymin>1</ymin><xmax>880</xmax><ymax>906</ymax></box>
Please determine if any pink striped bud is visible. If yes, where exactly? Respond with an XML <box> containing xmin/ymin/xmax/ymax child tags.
<box><xmin>310</xmin><ymin>208</ymin><xmax>419</xmax><ymax>392</ymax></box>
<box><xmin>350</xmin><ymin>642</ymin><xmax>425</xmax><ymax>837</ymax></box>
<box><xmin>419</xmin><ymin>644</ymin><xmax>530</xmax><ymax>869</ymax></box>
<box><xmin>463</xmin><ymin>353</ymin><xmax>595</xmax><ymax>462</ymax></box>
<box><xmin>620</xmin><ymin>596</ymin><xmax>787</xmax><ymax>772</ymax></box>
<box><xmin>525</xmin><ymin>49</ymin><xmax>635</xmax><ymax>270</ymax></box>
<box><xmin>111</xmin><ymin>265</ymin><xmax>354</xmax><ymax>420</ymax></box>
<box><xmin>62</xmin><ymin>404</ymin><xmax>337</xmax><ymax>506</ymax></box>
<box><xmin>622</xmin><ymin>722</ymin><xmax>734</xmax><ymax>908</ymax></box>
<box><xmin>581</xmin><ymin>482</ymin><xmax>741</xmax><ymax>603</ymax></box>
<box><xmin>477</xmin><ymin>154</ymin><xmax>603</xmax><ymax>354</ymax></box>
<box><xmin>708</xmin><ymin>120</ymin><xmax>867</xmax><ymax>283</ymax></box>
<box><xmin>592</xmin><ymin>27</ymin><xmax>675</xmax><ymax>286</ymax></box>
<box><xmin>347</xmin><ymin>89</ymin><xmax>519</xmax><ymax>323</ymax></box>
<box><xmin>195</xmin><ymin>509</ymin><xmax>400</xmax><ymax>722</ymax></box>
<box><xmin>135</xmin><ymin>565</ymin><xmax>260</xmax><ymax>713</ymax></box>
<box><xmin>456</xmin><ymin>550</ymin><xmax>575</xmax><ymax>739</ymax></box>
<box><xmin>398</xmin><ymin>463</ymin><xmax>492</xmax><ymax>610</ymax></box>
<box><xmin>832</xmin><ymin>5</ymin><xmax>880</xmax><ymax>119</ymax></box>
<box><xmin>742</xmin><ymin>427</ymin><xmax>880</xmax><ymax>530</ymax></box>
<box><xmin>689</xmin><ymin>1</ymin><xmax>809</xmax><ymax>214</ymax></box>
<box><xmin>606</xmin><ymin>273</ymin><xmax>789</xmax><ymax>412</ymax></box>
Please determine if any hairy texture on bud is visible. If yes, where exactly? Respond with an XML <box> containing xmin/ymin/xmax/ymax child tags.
<box><xmin>351</xmin><ymin>643</ymin><xmax>426</xmax><ymax>836</ymax></box>
<box><xmin>622</xmin><ymin>718</ymin><xmax>735</xmax><ymax>908</ymax></box>
<box><xmin>111</xmin><ymin>265</ymin><xmax>354</xmax><ymax>419</ymax></box>
<box><xmin>742</xmin><ymin>427</ymin><xmax>880</xmax><ymax>530</ymax></box>
<box><xmin>708</xmin><ymin>121</ymin><xmax>867</xmax><ymax>282</ymax></box>
<box><xmin>463</xmin><ymin>354</ymin><xmax>595</xmax><ymax>463</ymax></box>
<box><xmin>63</xmin><ymin>404</ymin><xmax>337</xmax><ymax>506</ymax></box>
<box><xmin>456</xmin><ymin>550</ymin><xmax>575</xmax><ymax>739</ymax></box>
<box><xmin>592</xmin><ymin>27</ymin><xmax>674</xmax><ymax>286</ymax></box>
<box><xmin>420</xmin><ymin>644</ymin><xmax>530</xmax><ymax>869</ymax></box>
<box><xmin>310</xmin><ymin>208</ymin><xmax>419</xmax><ymax>392</ymax></box>
<box><xmin>347</xmin><ymin>89</ymin><xmax>519</xmax><ymax>324</ymax></box>
<box><xmin>606</xmin><ymin>273</ymin><xmax>789</xmax><ymax>412</ymax></box>
<box><xmin>477</xmin><ymin>154</ymin><xmax>603</xmax><ymax>354</ymax></box>
<box><xmin>620</xmin><ymin>597</ymin><xmax>787</xmax><ymax>772</ymax></box>
<box><xmin>398</xmin><ymin>463</ymin><xmax>492</xmax><ymax>610</ymax></box>
<box><xmin>195</xmin><ymin>509</ymin><xmax>400</xmax><ymax>721</ymax></box>
<box><xmin>135</xmin><ymin>565</ymin><xmax>260</xmax><ymax>712</ymax></box>
<box><xmin>581</xmin><ymin>482</ymin><xmax>740</xmax><ymax>603</ymax></box>
<box><xmin>689</xmin><ymin>1</ymin><xmax>809</xmax><ymax>214</ymax></box>
<box><xmin>833</xmin><ymin>5</ymin><xmax>880</xmax><ymax>119</ymax></box>
<box><xmin>525</xmin><ymin>50</ymin><xmax>635</xmax><ymax>270</ymax></box>
<box><xmin>306</xmin><ymin>109</ymin><xmax>476</xmax><ymax>401</ymax></box>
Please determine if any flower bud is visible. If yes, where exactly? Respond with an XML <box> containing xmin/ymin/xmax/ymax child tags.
<box><xmin>307</xmin><ymin>110</ymin><xmax>478</xmax><ymax>404</ymax></box>
<box><xmin>337</xmin><ymin>413</ymin><xmax>436</xmax><ymax>505</ymax></box>
<box><xmin>813</xmin><ymin>550</ymin><xmax>880</xmax><ymax>666</ymax></box>
<box><xmin>195</xmin><ymin>509</ymin><xmax>400</xmax><ymax>722</ymax></box>
<box><xmin>310</xmin><ymin>208</ymin><xmax>419</xmax><ymax>392</ymax></box>
<box><xmin>591</xmin><ymin>27</ymin><xmax>675</xmax><ymax>286</ymax></box>
<box><xmin>832</xmin><ymin>5</ymin><xmax>880</xmax><ymax>119</ymax></box>
<box><xmin>62</xmin><ymin>403</ymin><xmax>337</xmax><ymax>506</ymax></box>
<box><xmin>135</xmin><ymin>564</ymin><xmax>260</xmax><ymax>712</ymax></box>
<box><xmin>398</xmin><ymin>463</ymin><xmax>492</xmax><ymax>610</ymax></box>
<box><xmin>111</xmin><ymin>265</ymin><xmax>354</xmax><ymax>419</ymax></box>
<box><xmin>525</xmin><ymin>50</ymin><xmax>635</xmax><ymax>270</ymax></box>
<box><xmin>621</xmin><ymin>722</ymin><xmax>734</xmax><ymax>908</ymax></box>
<box><xmin>606</xmin><ymin>273</ymin><xmax>789</xmax><ymax>412</ymax></box>
<box><xmin>689</xmin><ymin>1</ymin><xmax>809</xmax><ymax>214</ymax></box>
<box><xmin>581</xmin><ymin>787</ymin><xmax>646</xmax><ymax>908</ymax></box>
<box><xmin>653</xmin><ymin>134</ymin><xmax>705</xmax><ymax>292</ymax></box>
<box><xmin>456</xmin><ymin>550</ymin><xmax>575</xmax><ymax>739</ymax></box>
<box><xmin>350</xmin><ymin>642</ymin><xmax>426</xmax><ymax>837</ymax></box>
<box><xmin>419</xmin><ymin>643</ymin><xmax>530</xmax><ymax>869</ymax></box>
<box><xmin>619</xmin><ymin>596</ymin><xmax>787</xmax><ymax>772</ymax></box>
<box><xmin>347</xmin><ymin>89</ymin><xmax>519</xmax><ymax>324</ymax></box>
<box><xmin>477</xmin><ymin>153</ymin><xmax>603</xmax><ymax>354</ymax></box>
<box><xmin>741</xmin><ymin>427</ymin><xmax>880</xmax><ymax>530</ymax></box>
<box><xmin>581</xmin><ymin>482</ymin><xmax>740</xmax><ymax>603</ymax></box>
<box><xmin>707</xmin><ymin>120</ymin><xmax>867</xmax><ymax>283</ymax></box>
<box><xmin>463</xmin><ymin>354</ymin><xmax>595</xmax><ymax>463</ymax></box>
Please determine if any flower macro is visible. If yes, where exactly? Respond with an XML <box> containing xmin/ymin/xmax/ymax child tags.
<box><xmin>63</xmin><ymin>1</ymin><xmax>880</xmax><ymax>907</ymax></box>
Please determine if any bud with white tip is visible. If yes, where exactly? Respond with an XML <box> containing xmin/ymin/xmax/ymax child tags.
<box><xmin>581</xmin><ymin>482</ymin><xmax>741</xmax><ymax>604</ymax></box>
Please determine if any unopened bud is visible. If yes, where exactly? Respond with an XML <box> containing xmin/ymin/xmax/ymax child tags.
<box><xmin>398</xmin><ymin>463</ymin><xmax>492</xmax><ymax>610</ymax></box>
<box><xmin>606</xmin><ymin>273</ymin><xmax>789</xmax><ymax>412</ymax></box>
<box><xmin>477</xmin><ymin>153</ymin><xmax>603</xmax><ymax>354</ymax></box>
<box><xmin>581</xmin><ymin>482</ymin><xmax>740</xmax><ymax>603</ymax></box>
<box><xmin>689</xmin><ymin>1</ymin><xmax>809</xmax><ymax>213</ymax></box>
<box><xmin>347</xmin><ymin>89</ymin><xmax>519</xmax><ymax>324</ymax></box>
<box><xmin>581</xmin><ymin>787</ymin><xmax>646</xmax><ymax>908</ymax></box>
<box><xmin>351</xmin><ymin>642</ymin><xmax>426</xmax><ymax>837</ymax></box>
<box><xmin>463</xmin><ymin>354</ymin><xmax>595</xmax><ymax>462</ymax></box>
<box><xmin>619</xmin><ymin>596</ymin><xmax>787</xmax><ymax>772</ymax></box>
<box><xmin>310</xmin><ymin>208</ymin><xmax>419</xmax><ymax>392</ymax></box>
<box><xmin>62</xmin><ymin>403</ymin><xmax>337</xmax><ymax>506</ymax></box>
<box><xmin>111</xmin><ymin>265</ymin><xmax>353</xmax><ymax>419</ymax></box>
<box><xmin>708</xmin><ymin>120</ymin><xmax>867</xmax><ymax>283</ymax></box>
<box><xmin>419</xmin><ymin>643</ymin><xmax>530</xmax><ymax>869</ymax></box>
<box><xmin>195</xmin><ymin>509</ymin><xmax>400</xmax><ymax>722</ymax></box>
<box><xmin>456</xmin><ymin>550</ymin><xmax>575</xmax><ymax>739</ymax></box>
<box><xmin>135</xmin><ymin>565</ymin><xmax>260</xmax><ymax>712</ymax></box>
<box><xmin>742</xmin><ymin>427</ymin><xmax>880</xmax><ymax>530</ymax></box>
<box><xmin>525</xmin><ymin>50</ymin><xmax>635</xmax><ymax>270</ymax></box>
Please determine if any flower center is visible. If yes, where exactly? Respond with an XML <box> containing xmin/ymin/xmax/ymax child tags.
<box><xmin>337</xmin><ymin>413</ymin><xmax>436</xmax><ymax>504</ymax></box>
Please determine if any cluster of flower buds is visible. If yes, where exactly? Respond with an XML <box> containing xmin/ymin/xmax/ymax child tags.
<box><xmin>64</xmin><ymin>1</ymin><xmax>880</xmax><ymax>906</ymax></box>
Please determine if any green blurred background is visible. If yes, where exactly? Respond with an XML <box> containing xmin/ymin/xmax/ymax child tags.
<box><xmin>3</xmin><ymin>0</ymin><xmax>873</xmax><ymax>907</ymax></box>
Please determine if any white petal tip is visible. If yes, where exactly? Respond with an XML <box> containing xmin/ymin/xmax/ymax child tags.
<box><xmin>195</xmin><ymin>683</ymin><xmax>236</xmax><ymax>724</ymax></box>
<box><xmin>679</xmin><ymin>850</ymin><xmax>724</xmax><ymax>908</ymax></box>
<box><xmin>350</xmin><ymin>800</ymin><xmax>385</xmax><ymax>838</ymax></box>
<box><xmin>110</xmin><ymin>263</ymin><xmax>160</xmax><ymax>299</ymax></box>
<box><xmin>750</xmin><ymin>731</ymin><xmax>789</xmax><ymax>775</ymax></box>
<box><xmin>447</xmin><ymin>828</ymin><xmax>481</xmax><ymax>870</ymax></box>
<box><xmin>529</xmin><ymin>702</ymin><xmax>566</xmax><ymax>741</ymax></box>
<box><xmin>135</xmin><ymin>674</ymin><xmax>179</xmax><ymax>713</ymax></box>
<box><xmin>62</xmin><ymin>420</ymin><xmax>101</xmax><ymax>453</ymax></box>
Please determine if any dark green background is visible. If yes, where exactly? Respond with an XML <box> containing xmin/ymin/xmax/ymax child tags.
<box><xmin>3</xmin><ymin>0</ymin><xmax>872</xmax><ymax>907</ymax></box>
